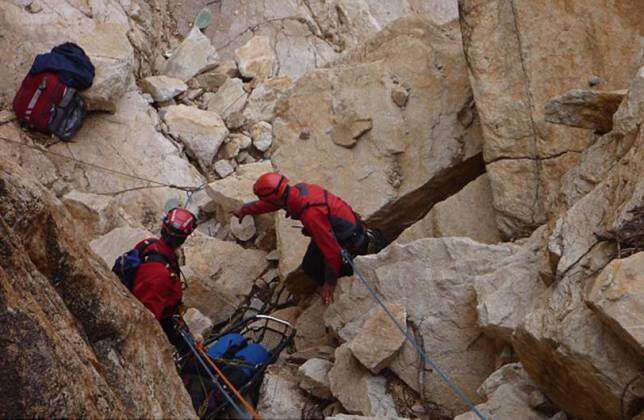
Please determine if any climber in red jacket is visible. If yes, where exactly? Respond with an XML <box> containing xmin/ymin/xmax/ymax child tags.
<box><xmin>234</xmin><ymin>172</ymin><xmax>380</xmax><ymax>304</ymax></box>
<box><xmin>132</xmin><ymin>207</ymin><xmax>197</xmax><ymax>347</ymax></box>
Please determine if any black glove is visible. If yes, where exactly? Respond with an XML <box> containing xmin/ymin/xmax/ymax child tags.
<box><xmin>161</xmin><ymin>316</ymin><xmax>189</xmax><ymax>354</ymax></box>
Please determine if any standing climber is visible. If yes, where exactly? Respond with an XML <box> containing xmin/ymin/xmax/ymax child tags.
<box><xmin>118</xmin><ymin>207</ymin><xmax>197</xmax><ymax>349</ymax></box>
<box><xmin>233</xmin><ymin>172</ymin><xmax>383</xmax><ymax>305</ymax></box>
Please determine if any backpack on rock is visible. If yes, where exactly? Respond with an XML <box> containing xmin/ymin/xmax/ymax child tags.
<box><xmin>13</xmin><ymin>42</ymin><xmax>95</xmax><ymax>141</ymax></box>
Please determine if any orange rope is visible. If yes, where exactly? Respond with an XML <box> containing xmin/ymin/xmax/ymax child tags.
<box><xmin>195</xmin><ymin>342</ymin><xmax>262</xmax><ymax>420</ymax></box>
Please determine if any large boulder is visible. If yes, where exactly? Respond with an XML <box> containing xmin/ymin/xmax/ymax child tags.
<box><xmin>294</xmin><ymin>297</ymin><xmax>336</xmax><ymax>351</ymax></box>
<box><xmin>140</xmin><ymin>76</ymin><xmax>188</xmax><ymax>103</ymax></box>
<box><xmin>0</xmin><ymin>0</ymin><xmax>135</xmax><ymax>112</ymax></box>
<box><xmin>328</xmin><ymin>344</ymin><xmax>398</xmax><ymax>417</ymax></box>
<box><xmin>297</xmin><ymin>358</ymin><xmax>333</xmax><ymax>399</ymax></box>
<box><xmin>206</xmin><ymin>77</ymin><xmax>248</xmax><ymax>120</ymax></box>
<box><xmin>62</xmin><ymin>190</ymin><xmax>120</xmax><ymax>239</ymax></box>
<box><xmin>325</xmin><ymin>238</ymin><xmax>521</xmax><ymax>414</ymax></box>
<box><xmin>0</xmin><ymin>156</ymin><xmax>195</xmax><ymax>418</ymax></box>
<box><xmin>458</xmin><ymin>0</ymin><xmax>643</xmax><ymax>238</ymax></box>
<box><xmin>585</xmin><ymin>252</ymin><xmax>644</xmax><ymax>358</ymax></box>
<box><xmin>349</xmin><ymin>303</ymin><xmax>406</xmax><ymax>374</ymax></box>
<box><xmin>455</xmin><ymin>364</ymin><xmax>550</xmax><ymax>420</ymax></box>
<box><xmin>547</xmin><ymin>118</ymin><xmax>643</xmax><ymax>282</ymax></box>
<box><xmin>396</xmin><ymin>174</ymin><xmax>502</xmax><ymax>245</ymax></box>
<box><xmin>243</xmin><ymin>76</ymin><xmax>293</xmax><ymax>123</ymax></box>
<box><xmin>162</xmin><ymin>105</ymin><xmax>229</xmax><ymax>172</ymax></box>
<box><xmin>272</xmin><ymin>16</ymin><xmax>484</xmax><ymax>277</ymax></box>
<box><xmin>510</xmin><ymin>69</ymin><xmax>643</xmax><ymax>419</ymax></box>
<box><xmin>234</xmin><ymin>36</ymin><xmax>277</xmax><ymax>81</ymax></box>
<box><xmin>474</xmin><ymin>226</ymin><xmax>551</xmax><ymax>341</ymax></box>
<box><xmin>89</xmin><ymin>226</ymin><xmax>152</xmax><ymax>267</ymax></box>
<box><xmin>257</xmin><ymin>364</ymin><xmax>313</xmax><ymax>419</ymax></box>
<box><xmin>181</xmin><ymin>231</ymin><xmax>268</xmax><ymax>325</ymax></box>
<box><xmin>513</xmin><ymin>296</ymin><xmax>643</xmax><ymax>420</ymax></box>
<box><xmin>161</xmin><ymin>27</ymin><xmax>218</xmax><ymax>82</ymax></box>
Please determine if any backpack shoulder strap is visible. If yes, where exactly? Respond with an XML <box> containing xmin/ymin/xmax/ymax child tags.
<box><xmin>137</xmin><ymin>239</ymin><xmax>180</xmax><ymax>275</ymax></box>
<box><xmin>300</xmin><ymin>190</ymin><xmax>330</xmax><ymax>214</ymax></box>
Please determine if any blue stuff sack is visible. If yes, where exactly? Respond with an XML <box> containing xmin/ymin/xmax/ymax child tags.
<box><xmin>112</xmin><ymin>249</ymin><xmax>142</xmax><ymax>291</ymax></box>
<box><xmin>233</xmin><ymin>343</ymin><xmax>270</xmax><ymax>378</ymax></box>
<box><xmin>207</xmin><ymin>333</ymin><xmax>247</xmax><ymax>360</ymax></box>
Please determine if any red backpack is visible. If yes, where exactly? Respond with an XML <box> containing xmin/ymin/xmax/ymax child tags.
<box><xmin>13</xmin><ymin>72</ymin><xmax>87</xmax><ymax>141</ymax></box>
<box><xmin>13</xmin><ymin>43</ymin><xmax>94</xmax><ymax>142</ymax></box>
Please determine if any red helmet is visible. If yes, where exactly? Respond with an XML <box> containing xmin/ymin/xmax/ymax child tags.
<box><xmin>162</xmin><ymin>207</ymin><xmax>197</xmax><ymax>238</ymax></box>
<box><xmin>253</xmin><ymin>172</ymin><xmax>289</xmax><ymax>202</ymax></box>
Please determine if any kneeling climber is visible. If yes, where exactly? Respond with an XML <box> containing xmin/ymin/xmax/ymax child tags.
<box><xmin>233</xmin><ymin>172</ymin><xmax>384</xmax><ymax>304</ymax></box>
<box><xmin>114</xmin><ymin>207</ymin><xmax>197</xmax><ymax>349</ymax></box>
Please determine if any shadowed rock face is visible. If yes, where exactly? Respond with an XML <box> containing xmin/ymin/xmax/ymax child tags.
<box><xmin>396</xmin><ymin>174</ymin><xmax>502</xmax><ymax>245</ymax></box>
<box><xmin>544</xmin><ymin>89</ymin><xmax>626</xmax><ymax>134</ymax></box>
<box><xmin>0</xmin><ymin>157</ymin><xmax>196</xmax><ymax>418</ymax></box>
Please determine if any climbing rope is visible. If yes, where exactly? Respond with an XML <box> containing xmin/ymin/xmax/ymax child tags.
<box><xmin>0</xmin><ymin>135</ymin><xmax>206</xmax><ymax>195</ymax></box>
<box><xmin>340</xmin><ymin>249</ymin><xmax>488</xmax><ymax>420</ymax></box>
<box><xmin>178</xmin><ymin>326</ymin><xmax>250</xmax><ymax>419</ymax></box>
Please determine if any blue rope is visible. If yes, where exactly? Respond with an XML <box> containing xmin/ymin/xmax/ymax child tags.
<box><xmin>341</xmin><ymin>250</ymin><xmax>488</xmax><ymax>420</ymax></box>
<box><xmin>178</xmin><ymin>327</ymin><xmax>248</xmax><ymax>418</ymax></box>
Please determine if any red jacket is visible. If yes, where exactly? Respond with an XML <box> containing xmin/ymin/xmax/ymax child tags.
<box><xmin>132</xmin><ymin>238</ymin><xmax>182</xmax><ymax>321</ymax></box>
<box><xmin>242</xmin><ymin>183</ymin><xmax>361</xmax><ymax>277</ymax></box>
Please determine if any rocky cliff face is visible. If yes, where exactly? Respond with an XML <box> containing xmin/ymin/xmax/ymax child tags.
<box><xmin>0</xmin><ymin>0</ymin><xmax>642</xmax><ymax>418</ymax></box>
<box><xmin>458</xmin><ymin>0</ymin><xmax>643</xmax><ymax>239</ymax></box>
<box><xmin>0</xmin><ymin>157</ymin><xmax>195</xmax><ymax>418</ymax></box>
